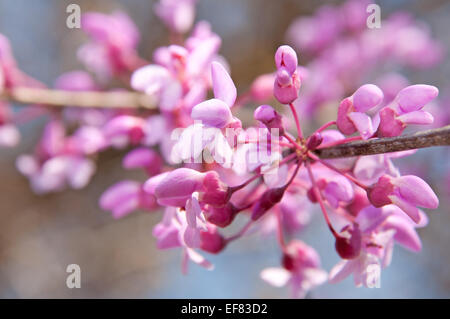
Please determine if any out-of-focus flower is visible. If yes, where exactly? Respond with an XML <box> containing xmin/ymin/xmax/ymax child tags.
<box><xmin>154</xmin><ymin>0</ymin><xmax>197</xmax><ymax>34</ymax></box>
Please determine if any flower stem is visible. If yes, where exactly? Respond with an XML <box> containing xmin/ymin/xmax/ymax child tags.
<box><xmin>288</xmin><ymin>102</ymin><xmax>303</xmax><ymax>139</ymax></box>
<box><xmin>305</xmin><ymin>160</ymin><xmax>339</xmax><ymax>238</ymax></box>
<box><xmin>308</xmin><ymin>151</ymin><xmax>368</xmax><ymax>190</ymax></box>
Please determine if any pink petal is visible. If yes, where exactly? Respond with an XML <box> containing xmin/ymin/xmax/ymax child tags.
<box><xmin>394</xmin><ymin>175</ymin><xmax>439</xmax><ymax>209</ymax></box>
<box><xmin>66</xmin><ymin>157</ymin><xmax>96</xmax><ymax>189</ymax></box>
<box><xmin>396</xmin><ymin>84</ymin><xmax>439</xmax><ymax>112</ymax></box>
<box><xmin>191</xmin><ymin>98</ymin><xmax>233</xmax><ymax>128</ymax></box>
<box><xmin>352</xmin><ymin>84</ymin><xmax>383</xmax><ymax>112</ymax></box>
<box><xmin>143</xmin><ymin>172</ymin><xmax>169</xmax><ymax>195</ymax></box>
<box><xmin>384</xmin><ymin>215</ymin><xmax>422</xmax><ymax>252</ymax></box>
<box><xmin>154</xmin><ymin>168</ymin><xmax>205</xmax><ymax>207</ymax></box>
<box><xmin>329</xmin><ymin>260</ymin><xmax>356</xmax><ymax>284</ymax></box>
<box><xmin>185</xmin><ymin>248</ymin><xmax>214</xmax><ymax>270</ymax></box>
<box><xmin>99</xmin><ymin>180</ymin><xmax>141</xmax><ymax>218</ymax></box>
<box><xmin>347</xmin><ymin>112</ymin><xmax>374</xmax><ymax>140</ymax></box>
<box><xmin>260</xmin><ymin>267</ymin><xmax>291</xmax><ymax>287</ymax></box>
<box><xmin>389</xmin><ymin>194</ymin><xmax>421</xmax><ymax>223</ymax></box>
<box><xmin>275</xmin><ymin>45</ymin><xmax>298</xmax><ymax>74</ymax></box>
<box><xmin>130</xmin><ymin>64</ymin><xmax>171</xmax><ymax>94</ymax></box>
<box><xmin>211</xmin><ymin>61</ymin><xmax>237</xmax><ymax>106</ymax></box>
<box><xmin>0</xmin><ymin>124</ymin><xmax>20</xmax><ymax>147</ymax></box>
<box><xmin>397</xmin><ymin>110</ymin><xmax>434</xmax><ymax>125</ymax></box>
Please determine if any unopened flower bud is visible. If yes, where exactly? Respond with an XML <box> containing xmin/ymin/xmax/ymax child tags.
<box><xmin>254</xmin><ymin>104</ymin><xmax>285</xmax><ymax>135</ymax></box>
<box><xmin>204</xmin><ymin>202</ymin><xmax>238</xmax><ymax>227</ymax></box>
<box><xmin>251</xmin><ymin>187</ymin><xmax>285</xmax><ymax>220</ymax></box>
<box><xmin>201</xmin><ymin>171</ymin><xmax>229</xmax><ymax>206</ymax></box>
<box><xmin>335</xmin><ymin>224</ymin><xmax>361</xmax><ymax>259</ymax></box>
<box><xmin>306</xmin><ymin>132</ymin><xmax>323</xmax><ymax>150</ymax></box>
<box><xmin>200</xmin><ymin>227</ymin><xmax>226</xmax><ymax>254</ymax></box>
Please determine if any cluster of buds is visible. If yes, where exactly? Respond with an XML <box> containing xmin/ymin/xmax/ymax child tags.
<box><xmin>0</xmin><ymin>0</ymin><xmax>447</xmax><ymax>298</ymax></box>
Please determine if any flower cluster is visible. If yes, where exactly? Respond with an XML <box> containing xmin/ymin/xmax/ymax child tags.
<box><xmin>0</xmin><ymin>0</ymin><xmax>448</xmax><ymax>298</ymax></box>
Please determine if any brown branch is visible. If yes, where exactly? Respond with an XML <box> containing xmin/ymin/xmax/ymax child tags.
<box><xmin>315</xmin><ymin>125</ymin><xmax>450</xmax><ymax>159</ymax></box>
<box><xmin>1</xmin><ymin>87</ymin><xmax>449</xmax><ymax>159</ymax></box>
<box><xmin>0</xmin><ymin>87</ymin><xmax>156</xmax><ymax>109</ymax></box>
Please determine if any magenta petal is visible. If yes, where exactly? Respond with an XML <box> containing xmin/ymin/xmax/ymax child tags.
<box><xmin>191</xmin><ymin>98</ymin><xmax>233</xmax><ymax>128</ymax></box>
<box><xmin>143</xmin><ymin>172</ymin><xmax>169</xmax><ymax>195</ymax></box>
<box><xmin>396</xmin><ymin>84</ymin><xmax>439</xmax><ymax>112</ymax></box>
<box><xmin>394</xmin><ymin>175</ymin><xmax>439</xmax><ymax>209</ymax></box>
<box><xmin>336</xmin><ymin>98</ymin><xmax>356</xmax><ymax>135</ymax></box>
<box><xmin>211</xmin><ymin>61</ymin><xmax>237</xmax><ymax>106</ymax></box>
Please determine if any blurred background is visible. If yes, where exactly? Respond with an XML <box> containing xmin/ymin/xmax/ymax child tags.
<box><xmin>0</xmin><ymin>0</ymin><xmax>449</xmax><ymax>298</ymax></box>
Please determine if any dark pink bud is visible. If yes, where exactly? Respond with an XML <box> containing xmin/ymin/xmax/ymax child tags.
<box><xmin>201</xmin><ymin>171</ymin><xmax>229</xmax><ymax>206</ymax></box>
<box><xmin>200</xmin><ymin>227</ymin><xmax>226</xmax><ymax>254</ymax></box>
<box><xmin>335</xmin><ymin>224</ymin><xmax>361</xmax><ymax>259</ymax></box>
<box><xmin>251</xmin><ymin>187</ymin><xmax>285</xmax><ymax>220</ymax></box>
<box><xmin>367</xmin><ymin>175</ymin><xmax>395</xmax><ymax>207</ymax></box>
<box><xmin>204</xmin><ymin>202</ymin><xmax>238</xmax><ymax>227</ymax></box>
<box><xmin>377</xmin><ymin>107</ymin><xmax>405</xmax><ymax>137</ymax></box>
<box><xmin>346</xmin><ymin>188</ymin><xmax>370</xmax><ymax>217</ymax></box>
<box><xmin>336</xmin><ymin>97</ymin><xmax>356</xmax><ymax>135</ymax></box>
<box><xmin>254</xmin><ymin>104</ymin><xmax>285</xmax><ymax>135</ymax></box>
<box><xmin>282</xmin><ymin>240</ymin><xmax>321</xmax><ymax>271</ymax></box>
<box><xmin>306</xmin><ymin>132</ymin><xmax>323</xmax><ymax>150</ymax></box>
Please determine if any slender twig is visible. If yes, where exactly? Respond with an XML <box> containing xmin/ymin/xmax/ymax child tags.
<box><xmin>2</xmin><ymin>88</ymin><xmax>449</xmax><ymax>159</ymax></box>
<box><xmin>315</xmin><ymin>125</ymin><xmax>450</xmax><ymax>159</ymax></box>
<box><xmin>1</xmin><ymin>87</ymin><xmax>156</xmax><ymax>109</ymax></box>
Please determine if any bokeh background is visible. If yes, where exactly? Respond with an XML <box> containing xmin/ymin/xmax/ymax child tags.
<box><xmin>0</xmin><ymin>0</ymin><xmax>449</xmax><ymax>298</ymax></box>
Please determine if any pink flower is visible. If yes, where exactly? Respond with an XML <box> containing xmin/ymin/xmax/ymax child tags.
<box><xmin>154</xmin><ymin>0</ymin><xmax>197</xmax><ymax>34</ymax></box>
<box><xmin>329</xmin><ymin>204</ymin><xmax>428</xmax><ymax>286</ymax></box>
<box><xmin>153</xmin><ymin>207</ymin><xmax>214</xmax><ymax>273</ymax></box>
<box><xmin>78</xmin><ymin>11</ymin><xmax>142</xmax><ymax>80</ymax></box>
<box><xmin>16</xmin><ymin>120</ymin><xmax>98</xmax><ymax>194</ymax></box>
<box><xmin>102</xmin><ymin>115</ymin><xmax>146</xmax><ymax>147</ymax></box>
<box><xmin>337</xmin><ymin>84</ymin><xmax>384</xmax><ymax>139</ymax></box>
<box><xmin>377</xmin><ymin>85</ymin><xmax>438</xmax><ymax>137</ymax></box>
<box><xmin>99</xmin><ymin>180</ymin><xmax>156</xmax><ymax>218</ymax></box>
<box><xmin>273</xmin><ymin>45</ymin><xmax>301</xmax><ymax>104</ymax></box>
<box><xmin>367</xmin><ymin>175</ymin><xmax>439</xmax><ymax>223</ymax></box>
<box><xmin>122</xmin><ymin>147</ymin><xmax>162</xmax><ymax>176</ymax></box>
<box><xmin>261</xmin><ymin>240</ymin><xmax>327</xmax><ymax>298</ymax></box>
<box><xmin>191</xmin><ymin>61</ymin><xmax>237</xmax><ymax>128</ymax></box>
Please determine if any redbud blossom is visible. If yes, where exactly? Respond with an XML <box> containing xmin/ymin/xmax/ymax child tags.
<box><xmin>367</xmin><ymin>175</ymin><xmax>439</xmax><ymax>223</ymax></box>
<box><xmin>337</xmin><ymin>84</ymin><xmax>383</xmax><ymax>139</ymax></box>
<box><xmin>377</xmin><ymin>85</ymin><xmax>438</xmax><ymax>137</ymax></box>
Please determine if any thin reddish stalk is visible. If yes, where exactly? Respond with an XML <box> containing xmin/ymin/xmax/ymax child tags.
<box><xmin>305</xmin><ymin>160</ymin><xmax>339</xmax><ymax>238</ymax></box>
<box><xmin>288</xmin><ymin>102</ymin><xmax>303</xmax><ymax>139</ymax></box>
<box><xmin>308</xmin><ymin>151</ymin><xmax>368</xmax><ymax>190</ymax></box>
